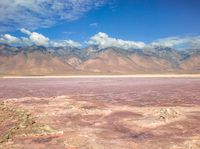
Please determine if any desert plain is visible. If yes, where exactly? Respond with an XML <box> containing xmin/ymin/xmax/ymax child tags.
<box><xmin>0</xmin><ymin>76</ymin><xmax>200</xmax><ymax>149</ymax></box>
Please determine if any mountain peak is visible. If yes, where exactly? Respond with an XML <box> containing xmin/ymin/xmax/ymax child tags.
<box><xmin>0</xmin><ymin>45</ymin><xmax>200</xmax><ymax>75</ymax></box>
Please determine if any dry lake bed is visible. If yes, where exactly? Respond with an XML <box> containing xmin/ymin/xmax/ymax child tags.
<box><xmin>0</xmin><ymin>77</ymin><xmax>200</xmax><ymax>149</ymax></box>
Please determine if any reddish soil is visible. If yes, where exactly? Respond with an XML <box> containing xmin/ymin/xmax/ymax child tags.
<box><xmin>0</xmin><ymin>77</ymin><xmax>200</xmax><ymax>149</ymax></box>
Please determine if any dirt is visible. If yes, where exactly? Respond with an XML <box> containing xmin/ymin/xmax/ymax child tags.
<box><xmin>0</xmin><ymin>78</ymin><xmax>200</xmax><ymax>149</ymax></box>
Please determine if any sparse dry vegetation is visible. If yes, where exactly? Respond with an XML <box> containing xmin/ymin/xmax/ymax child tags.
<box><xmin>0</xmin><ymin>102</ymin><xmax>62</xmax><ymax>145</ymax></box>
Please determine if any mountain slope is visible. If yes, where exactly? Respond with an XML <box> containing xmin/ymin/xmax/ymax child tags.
<box><xmin>0</xmin><ymin>44</ymin><xmax>200</xmax><ymax>75</ymax></box>
<box><xmin>0</xmin><ymin>47</ymin><xmax>75</xmax><ymax>75</ymax></box>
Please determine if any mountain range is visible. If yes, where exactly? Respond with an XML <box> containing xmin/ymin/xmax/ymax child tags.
<box><xmin>0</xmin><ymin>44</ymin><xmax>200</xmax><ymax>75</ymax></box>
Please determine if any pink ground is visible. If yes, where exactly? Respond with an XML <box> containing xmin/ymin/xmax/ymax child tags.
<box><xmin>0</xmin><ymin>78</ymin><xmax>200</xmax><ymax>149</ymax></box>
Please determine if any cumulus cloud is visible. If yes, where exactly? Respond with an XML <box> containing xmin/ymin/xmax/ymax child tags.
<box><xmin>189</xmin><ymin>37</ymin><xmax>200</xmax><ymax>48</ymax></box>
<box><xmin>87</xmin><ymin>33</ymin><xmax>200</xmax><ymax>49</ymax></box>
<box><xmin>88</xmin><ymin>32</ymin><xmax>145</xmax><ymax>49</ymax></box>
<box><xmin>20</xmin><ymin>28</ymin><xmax>49</xmax><ymax>46</ymax></box>
<box><xmin>30</xmin><ymin>32</ymin><xmax>49</xmax><ymax>46</ymax></box>
<box><xmin>51</xmin><ymin>40</ymin><xmax>82</xmax><ymax>48</ymax></box>
<box><xmin>1</xmin><ymin>29</ymin><xmax>200</xmax><ymax>50</ymax></box>
<box><xmin>151</xmin><ymin>36</ymin><xmax>200</xmax><ymax>49</ymax></box>
<box><xmin>0</xmin><ymin>28</ymin><xmax>82</xmax><ymax>47</ymax></box>
<box><xmin>20</xmin><ymin>28</ymin><xmax>31</xmax><ymax>35</ymax></box>
<box><xmin>151</xmin><ymin>37</ymin><xmax>187</xmax><ymax>47</ymax></box>
<box><xmin>0</xmin><ymin>0</ymin><xmax>108</xmax><ymax>32</ymax></box>
<box><xmin>21</xmin><ymin>37</ymin><xmax>32</xmax><ymax>46</ymax></box>
<box><xmin>0</xmin><ymin>34</ymin><xmax>21</xmax><ymax>44</ymax></box>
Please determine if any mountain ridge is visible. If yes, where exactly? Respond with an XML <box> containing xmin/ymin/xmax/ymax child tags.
<box><xmin>0</xmin><ymin>44</ymin><xmax>199</xmax><ymax>75</ymax></box>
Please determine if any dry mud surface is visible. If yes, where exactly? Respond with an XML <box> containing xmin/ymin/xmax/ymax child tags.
<box><xmin>0</xmin><ymin>77</ymin><xmax>200</xmax><ymax>149</ymax></box>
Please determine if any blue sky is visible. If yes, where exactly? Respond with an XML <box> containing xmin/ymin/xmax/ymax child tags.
<box><xmin>0</xmin><ymin>0</ymin><xmax>200</xmax><ymax>49</ymax></box>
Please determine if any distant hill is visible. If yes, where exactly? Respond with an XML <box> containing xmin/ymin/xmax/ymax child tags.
<box><xmin>0</xmin><ymin>44</ymin><xmax>199</xmax><ymax>75</ymax></box>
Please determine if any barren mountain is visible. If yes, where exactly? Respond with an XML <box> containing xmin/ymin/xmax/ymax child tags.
<box><xmin>0</xmin><ymin>44</ymin><xmax>199</xmax><ymax>75</ymax></box>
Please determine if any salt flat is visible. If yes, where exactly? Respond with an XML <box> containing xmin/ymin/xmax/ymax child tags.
<box><xmin>1</xmin><ymin>74</ymin><xmax>200</xmax><ymax>79</ymax></box>
<box><xmin>0</xmin><ymin>77</ymin><xmax>200</xmax><ymax>149</ymax></box>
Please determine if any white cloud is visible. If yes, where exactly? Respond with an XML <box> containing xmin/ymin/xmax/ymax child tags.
<box><xmin>151</xmin><ymin>37</ymin><xmax>187</xmax><ymax>47</ymax></box>
<box><xmin>21</xmin><ymin>37</ymin><xmax>32</xmax><ymax>46</ymax></box>
<box><xmin>88</xmin><ymin>32</ymin><xmax>145</xmax><ymax>49</ymax></box>
<box><xmin>151</xmin><ymin>36</ymin><xmax>200</xmax><ymax>49</ymax></box>
<box><xmin>51</xmin><ymin>40</ymin><xmax>82</xmax><ymax>48</ymax></box>
<box><xmin>29</xmin><ymin>32</ymin><xmax>49</xmax><ymax>46</ymax></box>
<box><xmin>189</xmin><ymin>37</ymin><xmax>200</xmax><ymax>48</ymax></box>
<box><xmin>0</xmin><ymin>28</ymin><xmax>82</xmax><ymax>48</ymax></box>
<box><xmin>90</xmin><ymin>23</ymin><xmax>99</xmax><ymax>27</ymax></box>
<box><xmin>0</xmin><ymin>0</ymin><xmax>108</xmax><ymax>32</ymax></box>
<box><xmin>0</xmin><ymin>34</ymin><xmax>21</xmax><ymax>44</ymax></box>
<box><xmin>88</xmin><ymin>33</ymin><xmax>200</xmax><ymax>49</ymax></box>
<box><xmin>62</xmin><ymin>31</ymin><xmax>75</xmax><ymax>36</ymax></box>
<box><xmin>20</xmin><ymin>28</ymin><xmax>49</xmax><ymax>46</ymax></box>
<box><xmin>20</xmin><ymin>28</ymin><xmax>31</xmax><ymax>35</ymax></box>
<box><xmin>1</xmin><ymin>29</ymin><xmax>200</xmax><ymax>50</ymax></box>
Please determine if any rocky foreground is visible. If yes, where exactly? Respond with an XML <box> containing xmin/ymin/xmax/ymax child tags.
<box><xmin>0</xmin><ymin>78</ymin><xmax>200</xmax><ymax>149</ymax></box>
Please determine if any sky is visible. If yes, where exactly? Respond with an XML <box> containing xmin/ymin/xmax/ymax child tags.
<box><xmin>0</xmin><ymin>0</ymin><xmax>200</xmax><ymax>49</ymax></box>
